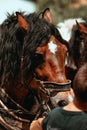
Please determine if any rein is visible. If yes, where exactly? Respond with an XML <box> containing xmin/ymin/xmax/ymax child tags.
<box><xmin>0</xmin><ymin>76</ymin><xmax>72</xmax><ymax>129</ymax></box>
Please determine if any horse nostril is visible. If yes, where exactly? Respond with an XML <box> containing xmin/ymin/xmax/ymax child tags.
<box><xmin>57</xmin><ymin>100</ymin><xmax>68</xmax><ymax>107</ymax></box>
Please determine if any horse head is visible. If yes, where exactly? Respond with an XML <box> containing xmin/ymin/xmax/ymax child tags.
<box><xmin>0</xmin><ymin>9</ymin><xmax>71</xmax><ymax>118</ymax></box>
<box><xmin>34</xmin><ymin>8</ymin><xmax>69</xmax><ymax>84</ymax></box>
<box><xmin>66</xmin><ymin>20</ymin><xmax>87</xmax><ymax>81</ymax></box>
<box><xmin>35</xmin><ymin>35</ymin><xmax>67</xmax><ymax>83</ymax></box>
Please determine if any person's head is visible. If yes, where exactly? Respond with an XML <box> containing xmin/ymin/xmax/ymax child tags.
<box><xmin>73</xmin><ymin>63</ymin><xmax>87</xmax><ymax>103</ymax></box>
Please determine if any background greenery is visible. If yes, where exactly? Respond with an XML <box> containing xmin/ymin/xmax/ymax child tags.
<box><xmin>25</xmin><ymin>0</ymin><xmax>87</xmax><ymax>25</ymax></box>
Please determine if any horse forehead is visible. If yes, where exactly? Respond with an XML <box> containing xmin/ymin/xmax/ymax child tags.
<box><xmin>48</xmin><ymin>41</ymin><xmax>58</xmax><ymax>54</ymax></box>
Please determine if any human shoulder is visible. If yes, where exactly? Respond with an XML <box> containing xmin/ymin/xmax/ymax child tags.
<box><xmin>42</xmin><ymin>107</ymin><xmax>62</xmax><ymax>123</ymax></box>
<box><xmin>47</xmin><ymin>106</ymin><xmax>62</xmax><ymax>116</ymax></box>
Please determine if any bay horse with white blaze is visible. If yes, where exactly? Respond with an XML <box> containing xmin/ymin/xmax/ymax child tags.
<box><xmin>0</xmin><ymin>8</ymin><xmax>71</xmax><ymax>129</ymax></box>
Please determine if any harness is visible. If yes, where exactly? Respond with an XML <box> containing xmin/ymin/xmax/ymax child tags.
<box><xmin>0</xmin><ymin>77</ymin><xmax>71</xmax><ymax>130</ymax></box>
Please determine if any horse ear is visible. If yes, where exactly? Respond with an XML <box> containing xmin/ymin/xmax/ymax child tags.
<box><xmin>42</xmin><ymin>8</ymin><xmax>54</xmax><ymax>24</ymax></box>
<box><xmin>16</xmin><ymin>12</ymin><xmax>29</xmax><ymax>31</ymax></box>
<box><xmin>76</xmin><ymin>20</ymin><xmax>87</xmax><ymax>33</ymax></box>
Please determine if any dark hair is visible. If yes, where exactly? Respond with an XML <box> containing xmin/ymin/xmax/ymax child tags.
<box><xmin>73</xmin><ymin>63</ymin><xmax>87</xmax><ymax>102</ymax></box>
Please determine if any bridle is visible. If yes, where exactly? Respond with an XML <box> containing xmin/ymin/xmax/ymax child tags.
<box><xmin>34</xmin><ymin>78</ymin><xmax>71</xmax><ymax>97</ymax></box>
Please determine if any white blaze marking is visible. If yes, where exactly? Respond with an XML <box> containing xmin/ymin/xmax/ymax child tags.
<box><xmin>48</xmin><ymin>41</ymin><xmax>57</xmax><ymax>54</ymax></box>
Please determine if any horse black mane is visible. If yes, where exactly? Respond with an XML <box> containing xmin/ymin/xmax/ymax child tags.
<box><xmin>0</xmin><ymin>10</ymin><xmax>69</xmax><ymax>87</ymax></box>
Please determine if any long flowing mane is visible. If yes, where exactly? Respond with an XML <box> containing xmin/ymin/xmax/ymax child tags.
<box><xmin>0</xmin><ymin>11</ymin><xmax>68</xmax><ymax>88</ymax></box>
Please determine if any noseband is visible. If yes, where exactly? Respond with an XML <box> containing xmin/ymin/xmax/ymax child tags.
<box><xmin>34</xmin><ymin>77</ymin><xmax>71</xmax><ymax>97</ymax></box>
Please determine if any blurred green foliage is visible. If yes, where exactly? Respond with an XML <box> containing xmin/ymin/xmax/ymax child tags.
<box><xmin>25</xmin><ymin>0</ymin><xmax>87</xmax><ymax>24</ymax></box>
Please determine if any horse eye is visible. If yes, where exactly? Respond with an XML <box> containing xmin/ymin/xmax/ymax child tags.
<box><xmin>34</xmin><ymin>53</ymin><xmax>44</xmax><ymax>59</ymax></box>
<box><xmin>40</xmin><ymin>39</ymin><xmax>48</xmax><ymax>46</ymax></box>
<box><xmin>57</xmin><ymin>100</ymin><xmax>68</xmax><ymax>107</ymax></box>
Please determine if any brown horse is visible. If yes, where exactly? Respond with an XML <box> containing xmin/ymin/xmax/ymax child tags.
<box><xmin>0</xmin><ymin>8</ymin><xmax>72</xmax><ymax>129</ymax></box>
<box><xmin>66</xmin><ymin>20</ymin><xmax>87</xmax><ymax>82</ymax></box>
<box><xmin>34</xmin><ymin>9</ymin><xmax>73</xmax><ymax>108</ymax></box>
